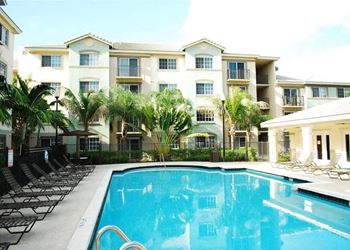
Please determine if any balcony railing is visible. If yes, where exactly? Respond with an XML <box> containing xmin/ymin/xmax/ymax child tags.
<box><xmin>227</xmin><ymin>69</ymin><xmax>250</xmax><ymax>80</ymax></box>
<box><xmin>257</xmin><ymin>97</ymin><xmax>269</xmax><ymax>104</ymax></box>
<box><xmin>257</xmin><ymin>97</ymin><xmax>270</xmax><ymax>109</ymax></box>
<box><xmin>118</xmin><ymin>65</ymin><xmax>141</xmax><ymax>77</ymax></box>
<box><xmin>283</xmin><ymin>96</ymin><xmax>304</xmax><ymax>106</ymax></box>
<box><xmin>256</xmin><ymin>74</ymin><xmax>269</xmax><ymax>84</ymax></box>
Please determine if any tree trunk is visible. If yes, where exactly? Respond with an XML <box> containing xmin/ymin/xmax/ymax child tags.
<box><xmin>36</xmin><ymin>127</ymin><xmax>41</xmax><ymax>147</ymax></box>
<box><xmin>229</xmin><ymin>124</ymin><xmax>236</xmax><ymax>149</ymax></box>
<box><xmin>245</xmin><ymin>130</ymin><xmax>251</xmax><ymax>161</ymax></box>
<box><xmin>19</xmin><ymin>123</ymin><xmax>27</xmax><ymax>156</ymax></box>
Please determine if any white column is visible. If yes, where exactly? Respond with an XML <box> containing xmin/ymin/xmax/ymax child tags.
<box><xmin>301</xmin><ymin>126</ymin><xmax>313</xmax><ymax>161</ymax></box>
<box><xmin>268</xmin><ymin>128</ymin><xmax>278</xmax><ymax>162</ymax></box>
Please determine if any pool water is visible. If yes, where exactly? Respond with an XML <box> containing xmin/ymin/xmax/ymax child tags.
<box><xmin>91</xmin><ymin>168</ymin><xmax>350</xmax><ymax>250</ymax></box>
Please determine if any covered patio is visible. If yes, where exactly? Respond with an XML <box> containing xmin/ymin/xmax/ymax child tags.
<box><xmin>262</xmin><ymin>97</ymin><xmax>350</xmax><ymax>166</ymax></box>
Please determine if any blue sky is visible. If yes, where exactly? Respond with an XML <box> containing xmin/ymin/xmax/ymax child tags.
<box><xmin>6</xmin><ymin>0</ymin><xmax>189</xmax><ymax>47</ymax></box>
<box><xmin>6</xmin><ymin>0</ymin><xmax>350</xmax><ymax>82</ymax></box>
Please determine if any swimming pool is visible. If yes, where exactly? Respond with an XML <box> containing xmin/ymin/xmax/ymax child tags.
<box><xmin>91</xmin><ymin>167</ymin><xmax>350</xmax><ymax>250</ymax></box>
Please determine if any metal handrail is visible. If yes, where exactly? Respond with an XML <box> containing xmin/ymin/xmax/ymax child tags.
<box><xmin>95</xmin><ymin>225</ymin><xmax>146</xmax><ymax>250</ymax></box>
<box><xmin>119</xmin><ymin>241</ymin><xmax>147</xmax><ymax>250</ymax></box>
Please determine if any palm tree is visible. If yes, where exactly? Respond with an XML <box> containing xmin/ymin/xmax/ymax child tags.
<box><xmin>140</xmin><ymin>89</ymin><xmax>193</xmax><ymax>159</ymax></box>
<box><xmin>106</xmin><ymin>86</ymin><xmax>140</xmax><ymax>151</ymax></box>
<box><xmin>213</xmin><ymin>87</ymin><xmax>247</xmax><ymax>149</ymax></box>
<box><xmin>63</xmin><ymin>89</ymin><xmax>106</xmax><ymax>152</ymax></box>
<box><xmin>10</xmin><ymin>76</ymin><xmax>57</xmax><ymax>154</ymax></box>
<box><xmin>0</xmin><ymin>75</ymin><xmax>14</xmax><ymax>125</ymax></box>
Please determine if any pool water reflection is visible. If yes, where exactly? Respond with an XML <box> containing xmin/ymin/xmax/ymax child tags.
<box><xmin>92</xmin><ymin>168</ymin><xmax>350</xmax><ymax>250</ymax></box>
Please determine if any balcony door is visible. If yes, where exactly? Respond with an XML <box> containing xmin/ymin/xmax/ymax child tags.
<box><xmin>314</xmin><ymin>133</ymin><xmax>330</xmax><ymax>162</ymax></box>
<box><xmin>228</xmin><ymin>62</ymin><xmax>245</xmax><ymax>79</ymax></box>
<box><xmin>283</xmin><ymin>88</ymin><xmax>299</xmax><ymax>105</ymax></box>
<box><xmin>119</xmin><ymin>58</ymin><xmax>139</xmax><ymax>76</ymax></box>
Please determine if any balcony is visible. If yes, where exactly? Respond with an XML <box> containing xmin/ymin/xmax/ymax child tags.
<box><xmin>116</xmin><ymin>65</ymin><xmax>142</xmax><ymax>83</ymax></box>
<box><xmin>257</xmin><ymin>97</ymin><xmax>270</xmax><ymax>110</ymax></box>
<box><xmin>227</xmin><ymin>69</ymin><xmax>250</xmax><ymax>83</ymax></box>
<box><xmin>283</xmin><ymin>96</ymin><xmax>304</xmax><ymax>108</ymax></box>
<box><xmin>256</xmin><ymin>74</ymin><xmax>269</xmax><ymax>85</ymax></box>
<box><xmin>116</xmin><ymin>118</ymin><xmax>142</xmax><ymax>136</ymax></box>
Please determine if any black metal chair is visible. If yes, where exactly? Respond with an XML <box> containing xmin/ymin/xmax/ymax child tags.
<box><xmin>0</xmin><ymin>167</ymin><xmax>68</xmax><ymax>202</ymax></box>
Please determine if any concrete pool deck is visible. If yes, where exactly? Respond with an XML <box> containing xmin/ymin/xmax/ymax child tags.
<box><xmin>3</xmin><ymin>161</ymin><xmax>350</xmax><ymax>250</ymax></box>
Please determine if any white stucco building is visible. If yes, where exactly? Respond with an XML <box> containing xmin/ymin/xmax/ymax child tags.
<box><xmin>16</xmin><ymin>33</ymin><xmax>350</xmax><ymax>156</ymax></box>
<box><xmin>0</xmin><ymin>5</ymin><xmax>21</xmax><ymax>149</ymax></box>
<box><xmin>262</xmin><ymin>97</ymin><xmax>350</xmax><ymax>167</ymax></box>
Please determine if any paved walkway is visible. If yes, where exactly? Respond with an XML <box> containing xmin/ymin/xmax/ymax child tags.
<box><xmin>2</xmin><ymin>161</ymin><xmax>350</xmax><ymax>249</ymax></box>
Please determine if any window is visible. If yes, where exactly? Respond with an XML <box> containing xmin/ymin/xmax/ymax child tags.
<box><xmin>195</xmin><ymin>136</ymin><xmax>215</xmax><ymax>148</ymax></box>
<box><xmin>121</xmin><ymin>84</ymin><xmax>140</xmax><ymax>93</ymax></box>
<box><xmin>80</xmin><ymin>81</ymin><xmax>99</xmax><ymax>92</ymax></box>
<box><xmin>346</xmin><ymin>134</ymin><xmax>350</xmax><ymax>161</ymax></box>
<box><xmin>159</xmin><ymin>58</ymin><xmax>176</xmax><ymax>70</ymax></box>
<box><xmin>42</xmin><ymin>82</ymin><xmax>61</xmax><ymax>95</ymax></box>
<box><xmin>80</xmin><ymin>52</ymin><xmax>99</xmax><ymax>66</ymax></box>
<box><xmin>80</xmin><ymin>137</ymin><xmax>100</xmax><ymax>151</ymax></box>
<box><xmin>337</xmin><ymin>87</ymin><xmax>350</xmax><ymax>98</ymax></box>
<box><xmin>40</xmin><ymin>137</ymin><xmax>62</xmax><ymax>147</ymax></box>
<box><xmin>197</xmin><ymin>109</ymin><xmax>214</xmax><ymax>122</ymax></box>
<box><xmin>0</xmin><ymin>135</ymin><xmax>5</xmax><ymax>149</ymax></box>
<box><xmin>283</xmin><ymin>88</ymin><xmax>302</xmax><ymax>105</ymax></box>
<box><xmin>119</xmin><ymin>58</ymin><xmax>139</xmax><ymax>76</ymax></box>
<box><xmin>0</xmin><ymin>24</ymin><xmax>9</xmax><ymax>46</ymax></box>
<box><xmin>170</xmin><ymin>139</ymin><xmax>180</xmax><ymax>149</ymax></box>
<box><xmin>159</xmin><ymin>83</ymin><xmax>177</xmax><ymax>92</ymax></box>
<box><xmin>0</xmin><ymin>61</ymin><xmax>7</xmax><ymax>78</ymax></box>
<box><xmin>312</xmin><ymin>87</ymin><xmax>328</xmax><ymax>98</ymax></box>
<box><xmin>284</xmin><ymin>111</ymin><xmax>295</xmax><ymax>116</ymax></box>
<box><xmin>196</xmin><ymin>83</ymin><xmax>213</xmax><ymax>95</ymax></box>
<box><xmin>228</xmin><ymin>86</ymin><xmax>246</xmax><ymax>94</ymax></box>
<box><xmin>199</xmin><ymin>223</ymin><xmax>217</xmax><ymax>237</ymax></box>
<box><xmin>42</xmin><ymin>55</ymin><xmax>61</xmax><ymax>67</ymax></box>
<box><xmin>198</xmin><ymin>196</ymin><xmax>217</xmax><ymax>209</ymax></box>
<box><xmin>235</xmin><ymin>137</ymin><xmax>246</xmax><ymax>147</ymax></box>
<box><xmin>228</xmin><ymin>61</ymin><xmax>246</xmax><ymax>79</ymax></box>
<box><xmin>195</xmin><ymin>56</ymin><xmax>212</xmax><ymax>69</ymax></box>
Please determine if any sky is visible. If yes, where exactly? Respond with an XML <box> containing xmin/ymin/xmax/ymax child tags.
<box><xmin>5</xmin><ymin>0</ymin><xmax>350</xmax><ymax>82</ymax></box>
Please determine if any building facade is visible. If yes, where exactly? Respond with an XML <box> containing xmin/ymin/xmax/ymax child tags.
<box><xmin>0</xmin><ymin>5</ymin><xmax>21</xmax><ymax>149</ymax></box>
<box><xmin>17</xmin><ymin>34</ymin><xmax>350</xmax><ymax>156</ymax></box>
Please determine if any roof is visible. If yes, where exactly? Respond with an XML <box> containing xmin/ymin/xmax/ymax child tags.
<box><xmin>261</xmin><ymin>97</ymin><xmax>350</xmax><ymax>128</ymax></box>
<box><xmin>276</xmin><ymin>75</ymin><xmax>302</xmax><ymax>81</ymax></box>
<box><xmin>113</xmin><ymin>42</ymin><xmax>179</xmax><ymax>51</ymax></box>
<box><xmin>0</xmin><ymin>0</ymin><xmax>7</xmax><ymax>6</ymax></box>
<box><xmin>65</xmin><ymin>33</ymin><xmax>112</xmax><ymax>47</ymax></box>
<box><xmin>181</xmin><ymin>38</ymin><xmax>226</xmax><ymax>51</ymax></box>
<box><xmin>0</xmin><ymin>8</ymin><xmax>21</xmax><ymax>34</ymax></box>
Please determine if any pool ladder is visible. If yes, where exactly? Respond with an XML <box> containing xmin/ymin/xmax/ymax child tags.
<box><xmin>95</xmin><ymin>225</ymin><xmax>146</xmax><ymax>250</ymax></box>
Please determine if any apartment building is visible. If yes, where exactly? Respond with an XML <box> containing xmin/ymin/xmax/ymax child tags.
<box><xmin>0</xmin><ymin>4</ymin><xmax>21</xmax><ymax>149</ymax></box>
<box><xmin>17</xmin><ymin>33</ymin><xmax>350</xmax><ymax>155</ymax></box>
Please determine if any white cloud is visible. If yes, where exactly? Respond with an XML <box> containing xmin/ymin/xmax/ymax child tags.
<box><xmin>182</xmin><ymin>0</ymin><xmax>350</xmax><ymax>81</ymax></box>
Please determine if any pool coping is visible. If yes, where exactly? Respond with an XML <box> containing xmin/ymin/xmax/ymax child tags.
<box><xmin>66</xmin><ymin>162</ymin><xmax>350</xmax><ymax>250</ymax></box>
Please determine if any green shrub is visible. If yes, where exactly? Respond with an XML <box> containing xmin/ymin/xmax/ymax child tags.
<box><xmin>278</xmin><ymin>152</ymin><xmax>290</xmax><ymax>162</ymax></box>
<box><xmin>223</xmin><ymin>147</ymin><xmax>257</xmax><ymax>161</ymax></box>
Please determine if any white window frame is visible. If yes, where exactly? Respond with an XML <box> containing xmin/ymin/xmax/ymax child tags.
<box><xmin>196</xmin><ymin>83</ymin><xmax>213</xmax><ymax>95</ymax></box>
<box><xmin>159</xmin><ymin>83</ymin><xmax>177</xmax><ymax>92</ymax></box>
<box><xmin>0</xmin><ymin>24</ymin><xmax>9</xmax><ymax>46</ymax></box>
<box><xmin>195</xmin><ymin>136</ymin><xmax>215</xmax><ymax>148</ymax></box>
<box><xmin>80</xmin><ymin>51</ymin><xmax>99</xmax><ymax>66</ymax></box>
<box><xmin>42</xmin><ymin>55</ymin><xmax>61</xmax><ymax>68</ymax></box>
<box><xmin>312</xmin><ymin>87</ymin><xmax>328</xmax><ymax>98</ymax></box>
<box><xmin>159</xmin><ymin>58</ymin><xmax>177</xmax><ymax>70</ymax></box>
<box><xmin>42</xmin><ymin>82</ymin><xmax>61</xmax><ymax>96</ymax></box>
<box><xmin>0</xmin><ymin>61</ymin><xmax>7</xmax><ymax>78</ymax></box>
<box><xmin>196</xmin><ymin>109</ymin><xmax>214</xmax><ymax>122</ymax></box>
<box><xmin>79</xmin><ymin>80</ymin><xmax>99</xmax><ymax>93</ymax></box>
<box><xmin>337</xmin><ymin>87</ymin><xmax>350</xmax><ymax>98</ymax></box>
<box><xmin>120</xmin><ymin>84</ymin><xmax>140</xmax><ymax>93</ymax></box>
<box><xmin>195</xmin><ymin>55</ymin><xmax>213</xmax><ymax>69</ymax></box>
<box><xmin>80</xmin><ymin>137</ymin><xmax>100</xmax><ymax>151</ymax></box>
